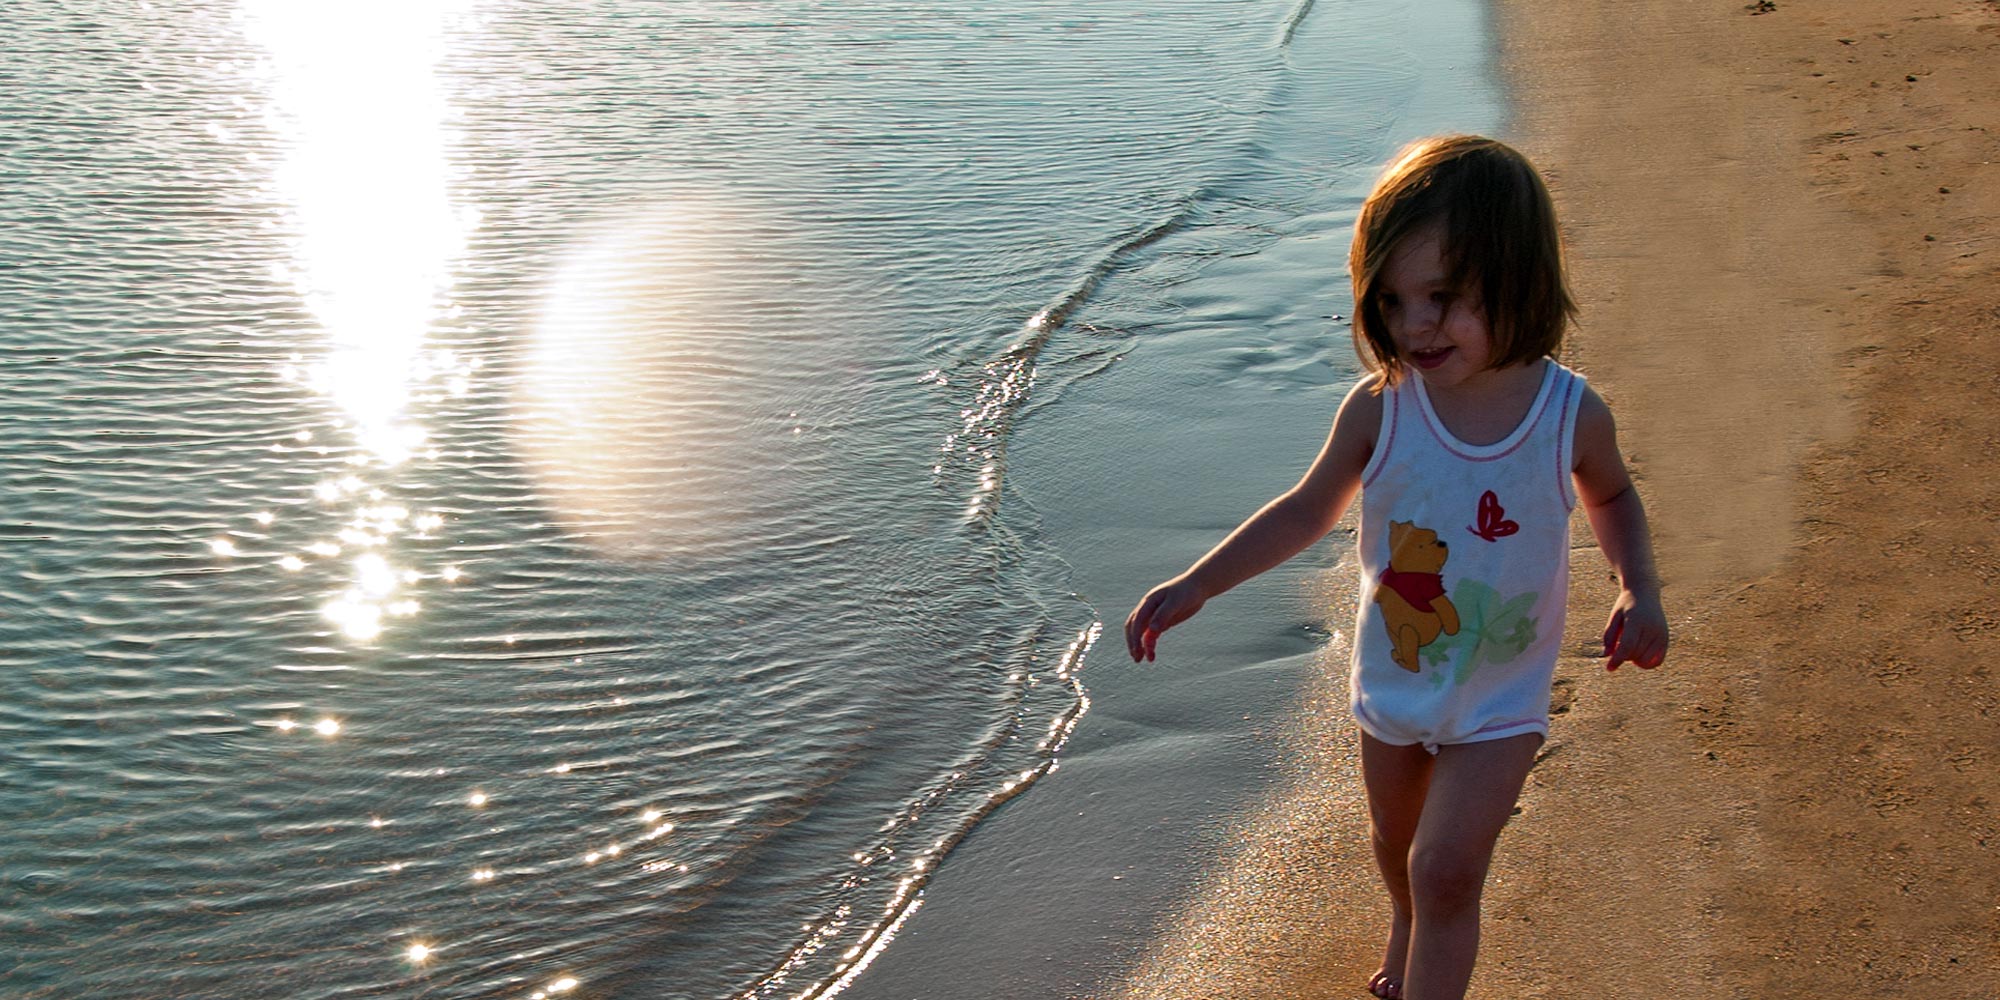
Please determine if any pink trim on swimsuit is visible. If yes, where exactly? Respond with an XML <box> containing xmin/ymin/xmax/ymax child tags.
<box><xmin>1552</xmin><ymin>374</ymin><xmax>1579</xmax><ymax>512</ymax></box>
<box><xmin>1413</xmin><ymin>361</ymin><xmax>1557</xmax><ymax>463</ymax></box>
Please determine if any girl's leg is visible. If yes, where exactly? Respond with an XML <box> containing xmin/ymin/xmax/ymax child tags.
<box><xmin>1359</xmin><ymin>733</ymin><xmax>1436</xmax><ymax>1000</ymax></box>
<box><xmin>1398</xmin><ymin>732</ymin><xmax>1542</xmax><ymax>1000</ymax></box>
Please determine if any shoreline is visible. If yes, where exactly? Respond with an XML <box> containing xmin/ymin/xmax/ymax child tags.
<box><xmin>1109</xmin><ymin>0</ymin><xmax>2000</xmax><ymax>997</ymax></box>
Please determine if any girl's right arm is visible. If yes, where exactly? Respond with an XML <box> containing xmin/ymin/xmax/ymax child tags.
<box><xmin>1124</xmin><ymin>377</ymin><xmax>1382</xmax><ymax>662</ymax></box>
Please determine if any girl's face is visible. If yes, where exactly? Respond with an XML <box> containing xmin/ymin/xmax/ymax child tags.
<box><xmin>1376</xmin><ymin>222</ymin><xmax>1497</xmax><ymax>392</ymax></box>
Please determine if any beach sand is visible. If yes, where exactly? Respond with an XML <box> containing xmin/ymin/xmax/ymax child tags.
<box><xmin>1106</xmin><ymin>1</ymin><xmax>2000</xmax><ymax>997</ymax></box>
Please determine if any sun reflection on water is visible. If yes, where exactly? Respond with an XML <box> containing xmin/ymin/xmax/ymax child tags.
<box><xmin>242</xmin><ymin>0</ymin><xmax>477</xmax><ymax>463</ymax></box>
<box><xmin>240</xmin><ymin>0</ymin><xmax>481</xmax><ymax>647</ymax></box>
<box><xmin>221</xmin><ymin>5</ymin><xmax>825</xmax><ymax>996</ymax></box>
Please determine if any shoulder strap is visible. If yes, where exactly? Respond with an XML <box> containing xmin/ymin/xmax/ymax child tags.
<box><xmin>1553</xmin><ymin>366</ymin><xmax>1587</xmax><ymax>510</ymax></box>
<box><xmin>1361</xmin><ymin>376</ymin><xmax>1408</xmax><ymax>489</ymax></box>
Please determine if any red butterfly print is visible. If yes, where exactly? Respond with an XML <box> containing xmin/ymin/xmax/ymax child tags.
<box><xmin>1468</xmin><ymin>490</ymin><xmax>1519</xmax><ymax>542</ymax></box>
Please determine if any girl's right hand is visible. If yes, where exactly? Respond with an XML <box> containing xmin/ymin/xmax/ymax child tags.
<box><xmin>1124</xmin><ymin>576</ymin><xmax>1206</xmax><ymax>662</ymax></box>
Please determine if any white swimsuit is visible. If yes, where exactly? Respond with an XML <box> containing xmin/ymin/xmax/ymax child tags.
<box><xmin>1350</xmin><ymin>360</ymin><xmax>1585</xmax><ymax>753</ymax></box>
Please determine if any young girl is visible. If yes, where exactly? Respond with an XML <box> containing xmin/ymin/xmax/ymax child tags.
<box><xmin>1123</xmin><ymin>135</ymin><xmax>1668</xmax><ymax>1000</ymax></box>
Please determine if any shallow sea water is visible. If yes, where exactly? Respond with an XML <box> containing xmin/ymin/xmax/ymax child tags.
<box><xmin>0</xmin><ymin>1</ymin><xmax>1486</xmax><ymax>996</ymax></box>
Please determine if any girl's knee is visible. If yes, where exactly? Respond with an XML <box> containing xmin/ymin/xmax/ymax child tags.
<box><xmin>1406</xmin><ymin>843</ymin><xmax>1489</xmax><ymax>916</ymax></box>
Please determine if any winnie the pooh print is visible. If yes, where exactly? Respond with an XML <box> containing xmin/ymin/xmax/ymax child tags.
<box><xmin>1374</xmin><ymin>520</ymin><xmax>1462</xmax><ymax>672</ymax></box>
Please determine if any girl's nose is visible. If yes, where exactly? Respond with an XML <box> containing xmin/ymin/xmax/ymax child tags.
<box><xmin>1399</xmin><ymin>302</ymin><xmax>1441</xmax><ymax>335</ymax></box>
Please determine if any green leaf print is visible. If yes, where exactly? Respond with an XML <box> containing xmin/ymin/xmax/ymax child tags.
<box><xmin>1422</xmin><ymin>579</ymin><xmax>1540</xmax><ymax>688</ymax></box>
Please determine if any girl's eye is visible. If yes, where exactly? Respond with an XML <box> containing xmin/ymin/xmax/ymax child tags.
<box><xmin>1379</xmin><ymin>293</ymin><xmax>1400</xmax><ymax>310</ymax></box>
<box><xmin>1431</xmin><ymin>291</ymin><xmax>1455</xmax><ymax>307</ymax></box>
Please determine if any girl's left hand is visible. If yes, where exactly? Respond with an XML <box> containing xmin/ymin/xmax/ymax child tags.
<box><xmin>1602</xmin><ymin>588</ymin><xmax>1667</xmax><ymax>671</ymax></box>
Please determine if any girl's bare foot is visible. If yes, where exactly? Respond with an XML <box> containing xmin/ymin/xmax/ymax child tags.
<box><xmin>1368</xmin><ymin>909</ymin><xmax>1412</xmax><ymax>999</ymax></box>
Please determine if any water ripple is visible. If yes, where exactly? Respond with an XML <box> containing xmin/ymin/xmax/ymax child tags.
<box><xmin>0</xmin><ymin>0</ymin><xmax>1391</xmax><ymax>996</ymax></box>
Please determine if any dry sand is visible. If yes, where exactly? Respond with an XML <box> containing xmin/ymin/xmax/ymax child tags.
<box><xmin>1105</xmin><ymin>1</ymin><xmax>2000</xmax><ymax>997</ymax></box>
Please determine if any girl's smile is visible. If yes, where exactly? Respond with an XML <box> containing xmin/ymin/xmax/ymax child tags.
<box><xmin>1409</xmin><ymin>345</ymin><xmax>1455</xmax><ymax>370</ymax></box>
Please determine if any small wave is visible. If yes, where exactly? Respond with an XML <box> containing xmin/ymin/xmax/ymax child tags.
<box><xmin>736</xmin><ymin>622</ymin><xmax>1099</xmax><ymax>1000</ymax></box>
<box><xmin>947</xmin><ymin>201</ymin><xmax>1202</xmax><ymax>527</ymax></box>
<box><xmin>1279</xmin><ymin>0</ymin><xmax>1318</xmax><ymax>49</ymax></box>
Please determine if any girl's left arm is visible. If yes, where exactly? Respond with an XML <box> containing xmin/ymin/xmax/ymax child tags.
<box><xmin>1571</xmin><ymin>385</ymin><xmax>1669</xmax><ymax>671</ymax></box>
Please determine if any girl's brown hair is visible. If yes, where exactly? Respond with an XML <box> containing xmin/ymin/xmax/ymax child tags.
<box><xmin>1348</xmin><ymin>135</ymin><xmax>1576</xmax><ymax>387</ymax></box>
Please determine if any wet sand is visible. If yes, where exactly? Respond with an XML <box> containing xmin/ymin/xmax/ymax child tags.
<box><xmin>1109</xmin><ymin>1</ymin><xmax>2000</xmax><ymax>997</ymax></box>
